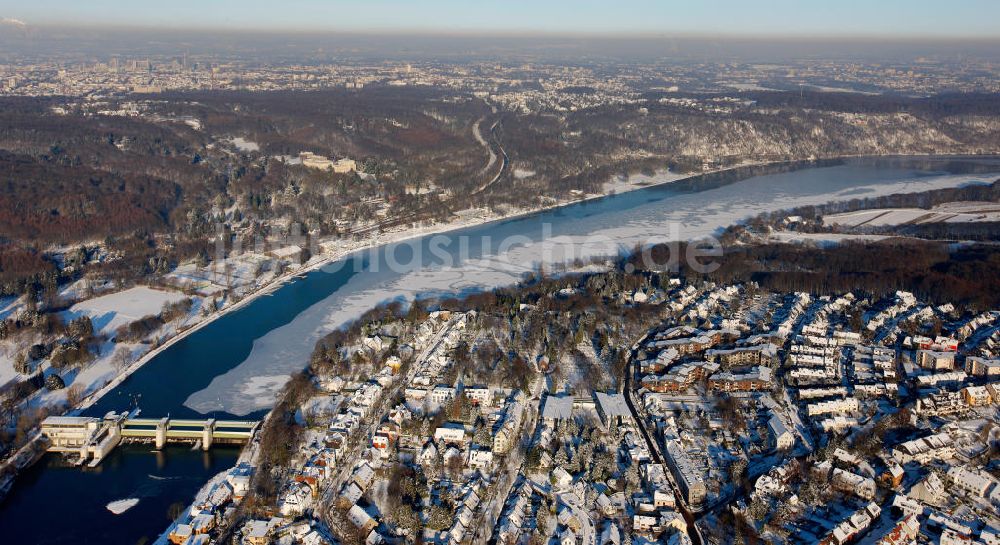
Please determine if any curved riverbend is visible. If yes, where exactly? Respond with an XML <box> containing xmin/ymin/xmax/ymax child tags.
<box><xmin>2</xmin><ymin>156</ymin><xmax>999</xmax><ymax>544</ymax></box>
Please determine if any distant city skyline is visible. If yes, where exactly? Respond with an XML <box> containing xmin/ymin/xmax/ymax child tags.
<box><xmin>3</xmin><ymin>0</ymin><xmax>1000</xmax><ymax>38</ymax></box>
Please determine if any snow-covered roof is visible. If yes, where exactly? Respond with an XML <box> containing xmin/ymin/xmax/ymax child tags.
<box><xmin>542</xmin><ymin>394</ymin><xmax>574</xmax><ymax>420</ymax></box>
<box><xmin>595</xmin><ymin>392</ymin><xmax>630</xmax><ymax>418</ymax></box>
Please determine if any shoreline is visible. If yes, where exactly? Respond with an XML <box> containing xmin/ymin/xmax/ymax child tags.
<box><xmin>2</xmin><ymin>150</ymin><xmax>997</xmax><ymax>519</ymax></box>
<box><xmin>71</xmin><ymin>166</ymin><xmax>694</xmax><ymax>414</ymax></box>
<box><xmin>71</xmin><ymin>151</ymin><xmax>1000</xmax><ymax>415</ymax></box>
<box><xmin>152</xmin><ymin>415</ymin><xmax>264</xmax><ymax>545</ymax></box>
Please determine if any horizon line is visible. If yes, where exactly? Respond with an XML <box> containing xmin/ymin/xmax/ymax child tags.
<box><xmin>20</xmin><ymin>22</ymin><xmax>1000</xmax><ymax>43</ymax></box>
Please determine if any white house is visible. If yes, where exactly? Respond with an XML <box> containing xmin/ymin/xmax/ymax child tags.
<box><xmin>468</xmin><ymin>448</ymin><xmax>494</xmax><ymax>470</ymax></box>
<box><xmin>431</xmin><ymin>385</ymin><xmax>457</xmax><ymax>405</ymax></box>
<box><xmin>418</xmin><ymin>441</ymin><xmax>439</xmax><ymax>467</ymax></box>
<box><xmin>352</xmin><ymin>462</ymin><xmax>376</xmax><ymax>490</ymax></box>
<box><xmin>633</xmin><ymin>515</ymin><xmax>657</xmax><ymax>533</ymax></box>
<box><xmin>340</xmin><ymin>482</ymin><xmax>363</xmax><ymax>506</ymax></box>
<box><xmin>279</xmin><ymin>482</ymin><xmax>314</xmax><ymax>516</ymax></box>
<box><xmin>551</xmin><ymin>466</ymin><xmax>573</xmax><ymax>489</ymax></box>
<box><xmin>434</xmin><ymin>423</ymin><xmax>466</xmax><ymax>445</ymax></box>
<box><xmin>465</xmin><ymin>386</ymin><xmax>492</xmax><ymax>406</ymax></box>
<box><xmin>348</xmin><ymin>504</ymin><xmax>376</xmax><ymax>532</ymax></box>
<box><xmin>807</xmin><ymin>397</ymin><xmax>859</xmax><ymax>417</ymax></box>
<box><xmin>768</xmin><ymin>415</ymin><xmax>795</xmax><ymax>450</ymax></box>
<box><xmin>947</xmin><ymin>466</ymin><xmax>996</xmax><ymax>498</ymax></box>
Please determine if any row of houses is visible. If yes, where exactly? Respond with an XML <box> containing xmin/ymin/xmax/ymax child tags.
<box><xmin>819</xmin><ymin>502</ymin><xmax>882</xmax><ymax>545</ymax></box>
<box><xmin>915</xmin><ymin>383</ymin><xmax>1000</xmax><ymax>416</ymax></box>
<box><xmin>966</xmin><ymin>356</ymin><xmax>1000</xmax><ymax>376</ymax></box>
<box><xmin>891</xmin><ymin>432</ymin><xmax>955</xmax><ymax>465</ymax></box>
<box><xmin>806</xmin><ymin>397</ymin><xmax>860</xmax><ymax>417</ymax></box>
<box><xmin>707</xmin><ymin>366</ymin><xmax>773</xmax><ymax>392</ymax></box>
<box><xmin>704</xmin><ymin>343</ymin><xmax>778</xmax><ymax>368</ymax></box>
<box><xmin>662</xmin><ymin>434</ymin><xmax>707</xmax><ymax>507</ymax></box>
<box><xmin>167</xmin><ymin>463</ymin><xmax>255</xmax><ymax>545</ymax></box>
<box><xmin>865</xmin><ymin>291</ymin><xmax>918</xmax><ymax>333</ymax></box>
<box><xmin>812</xmin><ymin>461</ymin><xmax>877</xmax><ymax>501</ymax></box>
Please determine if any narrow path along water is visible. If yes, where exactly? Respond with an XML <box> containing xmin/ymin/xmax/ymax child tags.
<box><xmin>3</xmin><ymin>156</ymin><xmax>999</xmax><ymax>544</ymax></box>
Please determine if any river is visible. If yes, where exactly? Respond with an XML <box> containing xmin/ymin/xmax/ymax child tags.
<box><xmin>2</xmin><ymin>156</ymin><xmax>998</xmax><ymax>544</ymax></box>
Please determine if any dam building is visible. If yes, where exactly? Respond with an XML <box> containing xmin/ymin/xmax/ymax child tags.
<box><xmin>40</xmin><ymin>412</ymin><xmax>258</xmax><ymax>467</ymax></box>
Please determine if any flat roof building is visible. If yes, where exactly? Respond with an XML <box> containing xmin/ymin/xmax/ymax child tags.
<box><xmin>542</xmin><ymin>394</ymin><xmax>574</xmax><ymax>423</ymax></box>
<box><xmin>595</xmin><ymin>392</ymin><xmax>630</xmax><ymax>429</ymax></box>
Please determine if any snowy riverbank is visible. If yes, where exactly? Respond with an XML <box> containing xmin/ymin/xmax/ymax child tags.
<box><xmin>73</xmin><ymin>167</ymin><xmax>691</xmax><ymax>415</ymax></box>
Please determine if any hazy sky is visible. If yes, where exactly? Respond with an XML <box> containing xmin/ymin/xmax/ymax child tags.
<box><xmin>3</xmin><ymin>0</ymin><xmax>999</xmax><ymax>38</ymax></box>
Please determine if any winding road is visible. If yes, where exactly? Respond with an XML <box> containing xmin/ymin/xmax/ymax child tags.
<box><xmin>472</xmin><ymin>117</ymin><xmax>509</xmax><ymax>196</ymax></box>
<box><xmin>343</xmin><ymin>114</ymin><xmax>508</xmax><ymax>239</ymax></box>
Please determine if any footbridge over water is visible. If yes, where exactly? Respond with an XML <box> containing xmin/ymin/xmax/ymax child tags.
<box><xmin>40</xmin><ymin>412</ymin><xmax>259</xmax><ymax>467</ymax></box>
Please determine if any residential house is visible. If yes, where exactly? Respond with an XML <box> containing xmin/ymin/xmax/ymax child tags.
<box><xmin>348</xmin><ymin>505</ymin><xmax>378</xmax><ymax>534</ymax></box>
<box><xmin>434</xmin><ymin>423</ymin><xmax>467</xmax><ymax>446</ymax></box>
<box><xmin>917</xmin><ymin>350</ymin><xmax>956</xmax><ymax>370</ymax></box>
<box><xmin>768</xmin><ymin>415</ymin><xmax>795</xmax><ymax>450</ymax></box>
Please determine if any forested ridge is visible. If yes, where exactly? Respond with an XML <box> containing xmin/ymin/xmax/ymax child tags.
<box><xmin>1</xmin><ymin>88</ymin><xmax>1000</xmax><ymax>301</ymax></box>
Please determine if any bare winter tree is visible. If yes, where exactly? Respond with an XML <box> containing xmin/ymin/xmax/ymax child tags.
<box><xmin>113</xmin><ymin>346</ymin><xmax>134</xmax><ymax>371</ymax></box>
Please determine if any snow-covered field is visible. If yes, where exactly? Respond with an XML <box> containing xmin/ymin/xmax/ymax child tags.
<box><xmin>933</xmin><ymin>201</ymin><xmax>1000</xmax><ymax>216</ymax></box>
<box><xmin>513</xmin><ymin>168</ymin><xmax>536</xmax><ymax>179</ymax></box>
<box><xmin>767</xmin><ymin>231</ymin><xmax>894</xmax><ymax>246</ymax></box>
<box><xmin>723</xmin><ymin>82</ymin><xmax>780</xmax><ymax>92</ymax></box>
<box><xmin>0</xmin><ymin>349</ymin><xmax>20</xmax><ymax>388</ymax></box>
<box><xmin>62</xmin><ymin>286</ymin><xmax>190</xmax><ymax>336</ymax></box>
<box><xmin>0</xmin><ymin>283</ymin><xmax>209</xmax><ymax>410</ymax></box>
<box><xmin>824</xmin><ymin>208</ymin><xmax>931</xmax><ymax>227</ymax></box>
<box><xmin>185</xmin><ymin>164</ymin><xmax>1000</xmax><ymax>415</ymax></box>
<box><xmin>823</xmin><ymin>201</ymin><xmax>1000</xmax><ymax>227</ymax></box>
<box><xmin>4</xmin><ymin>287</ymin><xmax>185</xmax><ymax>397</ymax></box>
<box><xmin>165</xmin><ymin>254</ymin><xmax>275</xmax><ymax>296</ymax></box>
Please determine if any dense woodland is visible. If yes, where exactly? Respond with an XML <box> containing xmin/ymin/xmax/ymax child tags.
<box><xmin>498</xmin><ymin>91</ymin><xmax>1000</xmax><ymax>203</ymax></box>
<box><xmin>631</xmin><ymin>239</ymin><xmax>1000</xmax><ymax>312</ymax></box>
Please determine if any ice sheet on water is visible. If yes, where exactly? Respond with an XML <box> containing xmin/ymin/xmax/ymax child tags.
<box><xmin>106</xmin><ymin>498</ymin><xmax>139</xmax><ymax>515</ymax></box>
<box><xmin>183</xmin><ymin>168</ymin><xmax>1000</xmax><ymax>415</ymax></box>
